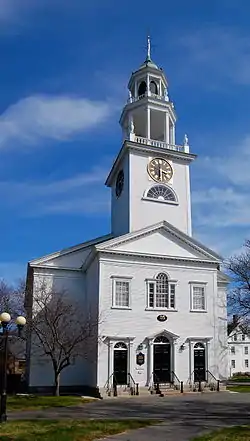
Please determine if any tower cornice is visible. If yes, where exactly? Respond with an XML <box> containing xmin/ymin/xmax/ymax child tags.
<box><xmin>105</xmin><ymin>140</ymin><xmax>196</xmax><ymax>187</ymax></box>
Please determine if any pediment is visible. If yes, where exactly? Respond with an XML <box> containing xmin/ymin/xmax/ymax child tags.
<box><xmin>96</xmin><ymin>222</ymin><xmax>221</xmax><ymax>262</ymax></box>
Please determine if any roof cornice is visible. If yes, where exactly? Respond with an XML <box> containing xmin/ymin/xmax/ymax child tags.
<box><xmin>97</xmin><ymin>249</ymin><xmax>219</xmax><ymax>267</ymax></box>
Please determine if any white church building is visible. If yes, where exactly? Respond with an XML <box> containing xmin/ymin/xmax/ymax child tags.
<box><xmin>25</xmin><ymin>41</ymin><xmax>229</xmax><ymax>396</ymax></box>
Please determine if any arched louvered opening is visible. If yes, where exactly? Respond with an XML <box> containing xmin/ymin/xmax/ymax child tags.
<box><xmin>150</xmin><ymin>80</ymin><xmax>158</xmax><ymax>95</ymax></box>
<box><xmin>138</xmin><ymin>81</ymin><xmax>147</xmax><ymax>97</ymax></box>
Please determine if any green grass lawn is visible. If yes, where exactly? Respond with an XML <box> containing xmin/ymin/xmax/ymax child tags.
<box><xmin>7</xmin><ymin>395</ymin><xmax>94</xmax><ymax>411</ymax></box>
<box><xmin>227</xmin><ymin>385</ymin><xmax>250</xmax><ymax>393</ymax></box>
<box><xmin>0</xmin><ymin>419</ymin><xmax>157</xmax><ymax>441</ymax></box>
<box><xmin>192</xmin><ymin>426</ymin><xmax>250</xmax><ymax>440</ymax></box>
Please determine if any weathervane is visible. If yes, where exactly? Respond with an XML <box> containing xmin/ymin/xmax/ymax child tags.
<box><xmin>147</xmin><ymin>35</ymin><xmax>151</xmax><ymax>60</ymax></box>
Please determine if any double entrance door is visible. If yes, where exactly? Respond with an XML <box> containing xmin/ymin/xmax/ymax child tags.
<box><xmin>153</xmin><ymin>337</ymin><xmax>171</xmax><ymax>383</ymax></box>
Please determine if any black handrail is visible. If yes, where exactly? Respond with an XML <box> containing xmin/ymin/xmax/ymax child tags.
<box><xmin>127</xmin><ymin>373</ymin><xmax>139</xmax><ymax>395</ymax></box>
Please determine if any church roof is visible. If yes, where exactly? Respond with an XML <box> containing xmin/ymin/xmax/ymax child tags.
<box><xmin>28</xmin><ymin>232</ymin><xmax>113</xmax><ymax>267</ymax></box>
<box><xmin>138</xmin><ymin>55</ymin><xmax>159</xmax><ymax>71</ymax></box>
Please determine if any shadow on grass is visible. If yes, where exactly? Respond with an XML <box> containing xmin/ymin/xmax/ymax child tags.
<box><xmin>0</xmin><ymin>419</ymin><xmax>159</xmax><ymax>441</ymax></box>
<box><xmin>191</xmin><ymin>425</ymin><xmax>250</xmax><ymax>440</ymax></box>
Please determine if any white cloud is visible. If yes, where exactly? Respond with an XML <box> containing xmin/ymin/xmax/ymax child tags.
<box><xmin>0</xmin><ymin>95</ymin><xmax>114</xmax><ymax>150</ymax></box>
<box><xmin>0</xmin><ymin>164</ymin><xmax>110</xmax><ymax>217</ymax></box>
<box><xmin>178</xmin><ymin>27</ymin><xmax>250</xmax><ymax>87</ymax></box>
<box><xmin>197</xmin><ymin>135</ymin><xmax>250</xmax><ymax>186</ymax></box>
<box><xmin>193</xmin><ymin>187</ymin><xmax>250</xmax><ymax>228</ymax></box>
<box><xmin>0</xmin><ymin>0</ymin><xmax>49</xmax><ymax>26</ymax></box>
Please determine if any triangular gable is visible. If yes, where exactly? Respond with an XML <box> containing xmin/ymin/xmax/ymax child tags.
<box><xmin>29</xmin><ymin>233</ymin><xmax>113</xmax><ymax>268</ymax></box>
<box><xmin>96</xmin><ymin>221</ymin><xmax>222</xmax><ymax>262</ymax></box>
<box><xmin>147</xmin><ymin>329</ymin><xmax>180</xmax><ymax>341</ymax></box>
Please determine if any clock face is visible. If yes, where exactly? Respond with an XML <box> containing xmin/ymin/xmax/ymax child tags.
<box><xmin>147</xmin><ymin>157</ymin><xmax>173</xmax><ymax>183</ymax></box>
<box><xmin>115</xmin><ymin>170</ymin><xmax>124</xmax><ymax>198</ymax></box>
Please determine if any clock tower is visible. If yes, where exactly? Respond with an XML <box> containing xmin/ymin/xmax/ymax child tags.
<box><xmin>105</xmin><ymin>38</ymin><xmax>196</xmax><ymax>237</ymax></box>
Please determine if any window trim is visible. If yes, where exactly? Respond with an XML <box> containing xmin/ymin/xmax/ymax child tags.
<box><xmin>231</xmin><ymin>346</ymin><xmax>235</xmax><ymax>354</ymax></box>
<box><xmin>190</xmin><ymin>282</ymin><xmax>207</xmax><ymax>312</ymax></box>
<box><xmin>231</xmin><ymin>359</ymin><xmax>236</xmax><ymax>368</ymax></box>
<box><xmin>245</xmin><ymin>359</ymin><xmax>249</xmax><ymax>368</ymax></box>
<box><xmin>111</xmin><ymin>277</ymin><xmax>132</xmax><ymax>310</ymax></box>
<box><xmin>145</xmin><ymin>277</ymin><xmax>177</xmax><ymax>311</ymax></box>
<box><xmin>244</xmin><ymin>346</ymin><xmax>249</xmax><ymax>355</ymax></box>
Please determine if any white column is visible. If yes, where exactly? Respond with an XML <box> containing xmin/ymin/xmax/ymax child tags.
<box><xmin>108</xmin><ymin>342</ymin><xmax>114</xmax><ymax>386</ymax></box>
<box><xmin>128</xmin><ymin>341</ymin><xmax>134</xmax><ymax>376</ymax></box>
<box><xmin>148</xmin><ymin>340</ymin><xmax>154</xmax><ymax>385</ymax></box>
<box><xmin>147</xmin><ymin>74</ymin><xmax>150</xmax><ymax>97</ymax></box>
<box><xmin>206</xmin><ymin>340</ymin><xmax>210</xmax><ymax>377</ymax></box>
<box><xmin>172</xmin><ymin>340</ymin><xmax>177</xmax><ymax>377</ymax></box>
<box><xmin>147</xmin><ymin>107</ymin><xmax>151</xmax><ymax>140</ymax></box>
<box><xmin>134</xmin><ymin>80</ymin><xmax>138</xmax><ymax>98</ymax></box>
<box><xmin>189</xmin><ymin>341</ymin><xmax>194</xmax><ymax>381</ymax></box>
<box><xmin>165</xmin><ymin>112</ymin><xmax>170</xmax><ymax>144</ymax></box>
<box><xmin>159</xmin><ymin>80</ymin><xmax>162</xmax><ymax>97</ymax></box>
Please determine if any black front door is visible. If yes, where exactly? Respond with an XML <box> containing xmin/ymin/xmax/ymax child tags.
<box><xmin>113</xmin><ymin>350</ymin><xmax>127</xmax><ymax>385</ymax></box>
<box><xmin>153</xmin><ymin>344</ymin><xmax>171</xmax><ymax>382</ymax></box>
<box><xmin>194</xmin><ymin>349</ymin><xmax>206</xmax><ymax>382</ymax></box>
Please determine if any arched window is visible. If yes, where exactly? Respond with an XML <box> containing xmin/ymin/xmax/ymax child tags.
<box><xmin>156</xmin><ymin>273</ymin><xmax>169</xmax><ymax>308</ymax></box>
<box><xmin>147</xmin><ymin>273</ymin><xmax>176</xmax><ymax>310</ymax></box>
<box><xmin>150</xmin><ymin>81</ymin><xmax>158</xmax><ymax>95</ymax></box>
<box><xmin>114</xmin><ymin>342</ymin><xmax>127</xmax><ymax>349</ymax></box>
<box><xmin>138</xmin><ymin>81</ymin><xmax>147</xmax><ymax>97</ymax></box>
<box><xmin>154</xmin><ymin>335</ymin><xmax>169</xmax><ymax>344</ymax></box>
<box><xmin>146</xmin><ymin>185</ymin><xmax>177</xmax><ymax>203</ymax></box>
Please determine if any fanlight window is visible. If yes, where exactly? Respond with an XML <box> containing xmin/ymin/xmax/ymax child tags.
<box><xmin>114</xmin><ymin>342</ymin><xmax>127</xmax><ymax>349</ymax></box>
<box><xmin>194</xmin><ymin>342</ymin><xmax>205</xmax><ymax>349</ymax></box>
<box><xmin>154</xmin><ymin>335</ymin><xmax>169</xmax><ymax>344</ymax></box>
<box><xmin>146</xmin><ymin>185</ymin><xmax>176</xmax><ymax>202</ymax></box>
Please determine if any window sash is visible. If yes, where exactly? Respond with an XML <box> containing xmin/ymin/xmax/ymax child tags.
<box><xmin>191</xmin><ymin>285</ymin><xmax>206</xmax><ymax>310</ymax></box>
<box><xmin>245</xmin><ymin>359</ymin><xmax>249</xmax><ymax>368</ymax></box>
<box><xmin>245</xmin><ymin>347</ymin><xmax>249</xmax><ymax>355</ymax></box>
<box><xmin>147</xmin><ymin>281</ymin><xmax>176</xmax><ymax>309</ymax></box>
<box><xmin>231</xmin><ymin>360</ymin><xmax>235</xmax><ymax>368</ymax></box>
<box><xmin>231</xmin><ymin>346</ymin><xmax>235</xmax><ymax>354</ymax></box>
<box><xmin>114</xmin><ymin>280</ymin><xmax>130</xmax><ymax>308</ymax></box>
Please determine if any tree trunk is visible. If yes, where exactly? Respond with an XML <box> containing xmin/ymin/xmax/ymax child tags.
<box><xmin>54</xmin><ymin>372</ymin><xmax>60</xmax><ymax>396</ymax></box>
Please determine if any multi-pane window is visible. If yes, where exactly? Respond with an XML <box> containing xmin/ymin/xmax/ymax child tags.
<box><xmin>113</xmin><ymin>279</ymin><xmax>130</xmax><ymax>308</ymax></box>
<box><xmin>231</xmin><ymin>360</ymin><xmax>235</xmax><ymax>368</ymax></box>
<box><xmin>147</xmin><ymin>273</ymin><xmax>176</xmax><ymax>309</ymax></box>
<box><xmin>242</xmin><ymin>334</ymin><xmax>246</xmax><ymax>341</ymax></box>
<box><xmin>191</xmin><ymin>285</ymin><xmax>206</xmax><ymax>311</ymax></box>
<box><xmin>245</xmin><ymin>347</ymin><xmax>249</xmax><ymax>355</ymax></box>
<box><xmin>233</xmin><ymin>334</ymin><xmax>237</xmax><ymax>341</ymax></box>
<box><xmin>245</xmin><ymin>359</ymin><xmax>249</xmax><ymax>368</ymax></box>
<box><xmin>231</xmin><ymin>346</ymin><xmax>235</xmax><ymax>354</ymax></box>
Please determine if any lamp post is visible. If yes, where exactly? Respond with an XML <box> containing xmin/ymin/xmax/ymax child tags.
<box><xmin>0</xmin><ymin>313</ymin><xmax>26</xmax><ymax>423</ymax></box>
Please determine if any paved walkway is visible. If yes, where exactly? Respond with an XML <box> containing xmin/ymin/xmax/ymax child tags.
<box><xmin>9</xmin><ymin>392</ymin><xmax>250</xmax><ymax>440</ymax></box>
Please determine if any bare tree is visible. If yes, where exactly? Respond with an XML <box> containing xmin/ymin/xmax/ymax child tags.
<box><xmin>0</xmin><ymin>278</ymin><xmax>25</xmax><ymax>316</ymax></box>
<box><xmin>226</xmin><ymin>240</ymin><xmax>250</xmax><ymax>329</ymax></box>
<box><xmin>29</xmin><ymin>284</ymin><xmax>99</xmax><ymax>396</ymax></box>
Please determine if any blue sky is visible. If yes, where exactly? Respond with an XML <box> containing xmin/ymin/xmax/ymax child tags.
<box><xmin>0</xmin><ymin>0</ymin><xmax>250</xmax><ymax>282</ymax></box>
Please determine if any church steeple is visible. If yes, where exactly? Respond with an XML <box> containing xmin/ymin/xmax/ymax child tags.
<box><xmin>120</xmin><ymin>37</ymin><xmax>189</xmax><ymax>153</ymax></box>
<box><xmin>106</xmin><ymin>40</ymin><xmax>195</xmax><ymax>238</ymax></box>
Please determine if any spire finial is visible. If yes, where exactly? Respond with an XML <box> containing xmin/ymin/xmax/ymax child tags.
<box><xmin>146</xmin><ymin>35</ymin><xmax>151</xmax><ymax>61</ymax></box>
